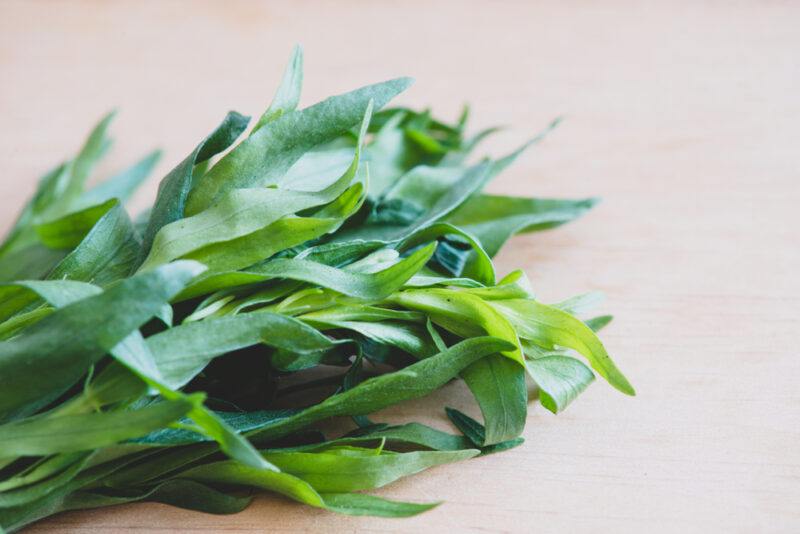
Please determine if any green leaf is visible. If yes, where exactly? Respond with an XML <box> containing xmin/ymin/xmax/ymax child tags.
<box><xmin>447</xmin><ymin>195</ymin><xmax>598</xmax><ymax>257</ymax></box>
<box><xmin>299</xmin><ymin>305</ymin><xmax>424</xmax><ymax>324</ymax></box>
<box><xmin>0</xmin><ymin>398</ymin><xmax>194</xmax><ymax>458</ymax></box>
<box><xmin>0</xmin><ymin>279</ymin><xmax>100</xmax><ymax>329</ymax></box>
<box><xmin>553</xmin><ymin>291</ymin><xmax>605</xmax><ymax>315</ymax></box>
<box><xmin>279</xmin><ymin>147</ymin><xmax>354</xmax><ymax>191</ymax></box>
<box><xmin>525</xmin><ymin>355</ymin><xmax>595</xmax><ymax>413</ymax></box>
<box><xmin>253</xmin><ymin>44</ymin><xmax>304</xmax><ymax>131</ymax></box>
<box><xmin>0</xmin><ymin>164</ymin><xmax>69</xmax><ymax>258</ymax></box>
<box><xmin>0</xmin><ymin>453</ymin><xmax>90</xmax><ymax>506</ymax></box>
<box><xmin>0</xmin><ymin>245</ymin><xmax>66</xmax><ymax>284</ymax></box>
<box><xmin>179</xmin><ymin>461</ymin><xmax>327</xmax><ymax>508</ymax></box>
<box><xmin>303</xmin><ymin>319</ymin><xmax>437</xmax><ymax>359</ymax></box>
<box><xmin>248</xmin><ymin>242</ymin><xmax>436</xmax><ymax>301</ymax></box>
<box><xmin>387</xmin><ymin>288</ymin><xmax>524</xmax><ymax>364</ymax></box>
<box><xmin>179</xmin><ymin>460</ymin><xmax>439</xmax><ymax>517</ymax></box>
<box><xmin>75</xmin><ymin>150</ymin><xmax>161</xmax><ymax>210</ymax></box>
<box><xmin>181</xmin><ymin>181</ymin><xmax>364</xmax><ymax>273</ymax></box>
<box><xmin>490</xmin><ymin>299</ymin><xmax>635</xmax><ymax>395</ymax></box>
<box><xmin>143</xmin><ymin>479</ymin><xmax>252</xmax><ymax>514</ymax></box>
<box><xmin>177</xmin><ymin>240</ymin><xmax>390</xmax><ymax>300</ymax></box>
<box><xmin>146</xmin><ymin>312</ymin><xmax>334</xmax><ymax>388</ymax></box>
<box><xmin>363</xmin><ymin>112</ymin><xmax>407</xmax><ymax>196</ymax></box>
<box><xmin>373</xmin><ymin>161</ymin><xmax>492</xmax><ymax>231</ymax></box>
<box><xmin>585</xmin><ymin>315</ymin><xmax>613</xmax><ymax>332</ymax></box>
<box><xmin>35</xmin><ymin>199</ymin><xmax>116</xmax><ymax>249</ymax></box>
<box><xmin>364</xmin><ymin>423</ymin><xmax>472</xmax><ymax>451</ymax></box>
<box><xmin>64</xmin><ymin>111</ymin><xmax>116</xmax><ymax>206</ymax></box>
<box><xmin>460</xmin><ymin>355</ymin><xmax>528</xmax><ymax>445</ymax></box>
<box><xmin>61</xmin><ymin>479</ymin><xmax>251</xmax><ymax>517</ymax></box>
<box><xmin>445</xmin><ymin>407</ymin><xmax>525</xmax><ymax>454</ymax></box>
<box><xmin>263</xmin><ymin>446</ymin><xmax>478</xmax><ymax>492</ymax></box>
<box><xmin>320</xmin><ymin>493</ymin><xmax>439</xmax><ymax>517</ymax></box>
<box><xmin>47</xmin><ymin>201</ymin><xmax>139</xmax><ymax>285</ymax></box>
<box><xmin>138</xmin><ymin>102</ymin><xmax>372</xmax><ymax>271</ymax></box>
<box><xmin>0</xmin><ymin>261</ymin><xmax>205</xmax><ymax>422</ymax></box>
<box><xmin>136</xmin><ymin>111</ymin><xmax>250</xmax><ymax>265</ymax></box>
<box><xmin>248</xmin><ymin>336</ymin><xmax>514</xmax><ymax>442</ymax></box>
<box><xmin>131</xmin><ymin>410</ymin><xmax>294</xmax><ymax>447</ymax></box>
<box><xmin>186</xmin><ymin>77</ymin><xmax>412</xmax><ymax>214</ymax></box>
<box><xmin>400</xmin><ymin>223</ymin><xmax>495</xmax><ymax>285</ymax></box>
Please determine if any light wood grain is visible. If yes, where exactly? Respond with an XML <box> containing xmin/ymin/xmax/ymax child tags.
<box><xmin>1</xmin><ymin>1</ymin><xmax>798</xmax><ymax>532</ymax></box>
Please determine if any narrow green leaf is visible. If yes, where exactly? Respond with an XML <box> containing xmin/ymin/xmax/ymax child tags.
<box><xmin>0</xmin><ymin>398</ymin><xmax>193</xmax><ymax>458</ymax></box>
<box><xmin>253</xmin><ymin>44</ymin><xmax>304</xmax><ymax>131</ymax></box>
<box><xmin>179</xmin><ymin>461</ymin><xmax>326</xmax><ymax>508</ymax></box>
<box><xmin>136</xmin><ymin>111</ymin><xmax>250</xmax><ymax>265</ymax></box>
<box><xmin>447</xmin><ymin>195</ymin><xmax>598</xmax><ymax>257</ymax></box>
<box><xmin>138</xmin><ymin>103</ymin><xmax>370</xmax><ymax>271</ymax></box>
<box><xmin>183</xmin><ymin>182</ymin><xmax>364</xmax><ymax>273</ymax></box>
<box><xmin>35</xmin><ymin>199</ymin><xmax>116</xmax><ymax>249</ymax></box>
<box><xmin>65</xmin><ymin>111</ymin><xmax>116</xmax><ymax>205</ymax></box>
<box><xmin>0</xmin><ymin>261</ymin><xmax>205</xmax><ymax>421</ymax></box>
<box><xmin>47</xmin><ymin>202</ymin><xmax>139</xmax><ymax>285</ymax></box>
<box><xmin>460</xmin><ymin>355</ymin><xmax>528</xmax><ymax>445</ymax></box>
<box><xmin>263</xmin><ymin>447</ymin><xmax>477</xmax><ymax>492</ymax></box>
<box><xmin>444</xmin><ymin>407</ymin><xmax>525</xmax><ymax>454</ymax></box>
<box><xmin>320</xmin><ymin>492</ymin><xmax>439</xmax><ymax>517</ymax></box>
<box><xmin>75</xmin><ymin>150</ymin><xmax>161</xmax><ymax>210</ymax></box>
<box><xmin>525</xmin><ymin>355</ymin><xmax>595</xmax><ymax>413</ymax></box>
<box><xmin>249</xmin><ymin>336</ymin><xmax>513</xmax><ymax>442</ymax></box>
<box><xmin>186</xmin><ymin>77</ymin><xmax>411</xmax><ymax>214</ymax></box>
<box><xmin>585</xmin><ymin>314</ymin><xmax>613</xmax><ymax>332</ymax></box>
<box><xmin>0</xmin><ymin>164</ymin><xmax>69</xmax><ymax>258</ymax></box>
<box><xmin>146</xmin><ymin>312</ymin><xmax>333</xmax><ymax>388</ymax></box>
<box><xmin>249</xmin><ymin>242</ymin><xmax>435</xmax><ymax>301</ymax></box>
<box><xmin>387</xmin><ymin>288</ymin><xmax>524</xmax><ymax>364</ymax></box>
<box><xmin>490</xmin><ymin>299</ymin><xmax>635</xmax><ymax>395</ymax></box>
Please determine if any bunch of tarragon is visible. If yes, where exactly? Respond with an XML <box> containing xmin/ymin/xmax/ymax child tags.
<box><xmin>0</xmin><ymin>47</ymin><xmax>633</xmax><ymax>531</ymax></box>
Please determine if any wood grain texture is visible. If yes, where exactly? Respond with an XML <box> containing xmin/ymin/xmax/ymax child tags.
<box><xmin>1</xmin><ymin>0</ymin><xmax>798</xmax><ymax>532</ymax></box>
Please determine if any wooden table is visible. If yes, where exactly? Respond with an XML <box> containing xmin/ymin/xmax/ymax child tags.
<box><xmin>2</xmin><ymin>1</ymin><xmax>798</xmax><ymax>532</ymax></box>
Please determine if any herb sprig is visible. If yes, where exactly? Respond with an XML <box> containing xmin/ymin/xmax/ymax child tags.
<box><xmin>0</xmin><ymin>46</ymin><xmax>633</xmax><ymax>531</ymax></box>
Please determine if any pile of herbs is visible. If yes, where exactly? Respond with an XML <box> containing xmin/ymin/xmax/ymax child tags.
<box><xmin>0</xmin><ymin>47</ymin><xmax>634</xmax><ymax>531</ymax></box>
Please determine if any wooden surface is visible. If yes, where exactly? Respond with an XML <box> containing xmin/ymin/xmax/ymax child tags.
<box><xmin>2</xmin><ymin>1</ymin><xmax>798</xmax><ymax>532</ymax></box>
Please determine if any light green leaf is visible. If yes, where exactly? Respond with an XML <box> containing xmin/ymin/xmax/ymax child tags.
<box><xmin>460</xmin><ymin>355</ymin><xmax>528</xmax><ymax>445</ymax></box>
<box><xmin>387</xmin><ymin>288</ymin><xmax>524</xmax><ymax>364</ymax></box>
<box><xmin>64</xmin><ymin>111</ymin><xmax>116</xmax><ymax>205</ymax></box>
<box><xmin>0</xmin><ymin>164</ymin><xmax>70</xmax><ymax>258</ymax></box>
<box><xmin>35</xmin><ymin>199</ymin><xmax>116</xmax><ymax>249</ymax></box>
<box><xmin>139</xmin><ymin>103</ymin><xmax>373</xmax><ymax>271</ymax></box>
<box><xmin>0</xmin><ymin>261</ymin><xmax>205</xmax><ymax>422</ymax></box>
<box><xmin>183</xmin><ymin>182</ymin><xmax>364</xmax><ymax>273</ymax></box>
<box><xmin>490</xmin><ymin>299</ymin><xmax>635</xmax><ymax>395</ymax></box>
<box><xmin>0</xmin><ymin>398</ymin><xmax>193</xmax><ymax>458</ymax></box>
<box><xmin>249</xmin><ymin>242</ymin><xmax>435</xmax><ymax>301</ymax></box>
<box><xmin>253</xmin><ymin>44</ymin><xmax>304</xmax><ymax>131</ymax></box>
<box><xmin>321</xmin><ymin>492</ymin><xmax>439</xmax><ymax>517</ymax></box>
<box><xmin>186</xmin><ymin>78</ymin><xmax>412</xmax><ymax>214</ymax></box>
<box><xmin>47</xmin><ymin>201</ymin><xmax>139</xmax><ymax>285</ymax></box>
<box><xmin>75</xmin><ymin>150</ymin><xmax>161</xmax><ymax>210</ymax></box>
<box><xmin>136</xmin><ymin>111</ymin><xmax>250</xmax><ymax>265</ymax></box>
<box><xmin>526</xmin><ymin>355</ymin><xmax>595</xmax><ymax>413</ymax></box>
<box><xmin>447</xmin><ymin>195</ymin><xmax>598</xmax><ymax>257</ymax></box>
<box><xmin>264</xmin><ymin>446</ymin><xmax>477</xmax><ymax>492</ymax></box>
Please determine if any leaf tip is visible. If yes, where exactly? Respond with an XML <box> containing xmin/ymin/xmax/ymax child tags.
<box><xmin>393</xmin><ymin>76</ymin><xmax>415</xmax><ymax>93</ymax></box>
<box><xmin>616</xmin><ymin>378</ymin><xmax>636</xmax><ymax>396</ymax></box>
